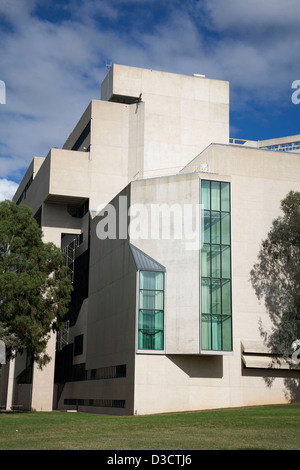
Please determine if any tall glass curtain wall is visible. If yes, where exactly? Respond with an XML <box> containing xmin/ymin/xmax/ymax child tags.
<box><xmin>201</xmin><ymin>180</ymin><xmax>232</xmax><ymax>351</ymax></box>
<box><xmin>138</xmin><ymin>271</ymin><xmax>164</xmax><ymax>350</ymax></box>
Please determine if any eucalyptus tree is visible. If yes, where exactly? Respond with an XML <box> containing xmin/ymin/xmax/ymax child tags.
<box><xmin>250</xmin><ymin>191</ymin><xmax>300</xmax><ymax>358</ymax></box>
<box><xmin>0</xmin><ymin>200</ymin><xmax>72</xmax><ymax>367</ymax></box>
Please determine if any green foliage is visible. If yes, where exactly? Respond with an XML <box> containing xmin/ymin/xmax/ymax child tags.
<box><xmin>250</xmin><ymin>191</ymin><xmax>300</xmax><ymax>357</ymax></box>
<box><xmin>0</xmin><ymin>200</ymin><xmax>72</xmax><ymax>367</ymax></box>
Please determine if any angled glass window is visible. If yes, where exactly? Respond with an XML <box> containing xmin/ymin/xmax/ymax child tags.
<box><xmin>211</xmin><ymin>182</ymin><xmax>220</xmax><ymax>211</ymax></box>
<box><xmin>203</xmin><ymin>211</ymin><xmax>211</xmax><ymax>243</ymax></box>
<box><xmin>201</xmin><ymin>244</ymin><xmax>211</xmax><ymax>277</ymax></box>
<box><xmin>221</xmin><ymin>182</ymin><xmax>230</xmax><ymax>212</ymax></box>
<box><xmin>211</xmin><ymin>211</ymin><xmax>221</xmax><ymax>244</ymax></box>
<box><xmin>201</xmin><ymin>180</ymin><xmax>211</xmax><ymax>210</ymax></box>
<box><xmin>201</xmin><ymin>180</ymin><xmax>232</xmax><ymax>352</ymax></box>
<box><xmin>221</xmin><ymin>245</ymin><xmax>231</xmax><ymax>278</ymax></box>
<box><xmin>138</xmin><ymin>271</ymin><xmax>164</xmax><ymax>351</ymax></box>
<box><xmin>221</xmin><ymin>212</ymin><xmax>230</xmax><ymax>245</ymax></box>
<box><xmin>201</xmin><ymin>278</ymin><xmax>211</xmax><ymax>314</ymax></box>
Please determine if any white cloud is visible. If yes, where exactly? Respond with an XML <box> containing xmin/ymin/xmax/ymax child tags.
<box><xmin>0</xmin><ymin>178</ymin><xmax>18</xmax><ymax>201</ymax></box>
<box><xmin>0</xmin><ymin>1</ymin><xmax>188</xmax><ymax>182</ymax></box>
<box><xmin>0</xmin><ymin>2</ymin><xmax>107</xmax><ymax>178</ymax></box>
<box><xmin>203</xmin><ymin>0</ymin><xmax>300</xmax><ymax>34</ymax></box>
<box><xmin>0</xmin><ymin>0</ymin><xmax>299</xmax><ymax>184</ymax></box>
<box><xmin>184</xmin><ymin>0</ymin><xmax>300</xmax><ymax>114</ymax></box>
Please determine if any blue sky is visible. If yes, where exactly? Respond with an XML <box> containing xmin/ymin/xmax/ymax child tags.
<box><xmin>0</xmin><ymin>0</ymin><xmax>299</xmax><ymax>200</ymax></box>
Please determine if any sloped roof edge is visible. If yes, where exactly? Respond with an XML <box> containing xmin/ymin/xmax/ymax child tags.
<box><xmin>129</xmin><ymin>244</ymin><xmax>166</xmax><ymax>272</ymax></box>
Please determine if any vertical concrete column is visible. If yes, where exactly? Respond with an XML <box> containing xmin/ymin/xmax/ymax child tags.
<box><xmin>31</xmin><ymin>332</ymin><xmax>56</xmax><ymax>411</ymax></box>
<box><xmin>6</xmin><ymin>358</ymin><xmax>16</xmax><ymax>410</ymax></box>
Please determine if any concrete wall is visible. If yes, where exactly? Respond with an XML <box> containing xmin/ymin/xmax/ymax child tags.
<box><xmin>15</xmin><ymin>97</ymin><xmax>145</xmax><ymax>219</ymax></box>
<box><xmin>183</xmin><ymin>143</ymin><xmax>300</xmax><ymax>341</ymax></box>
<box><xmin>57</xmin><ymin>187</ymin><xmax>137</xmax><ymax>415</ymax></box>
<box><xmin>258</xmin><ymin>134</ymin><xmax>300</xmax><ymax>153</ymax></box>
<box><xmin>13</xmin><ymin>156</ymin><xmax>45</xmax><ymax>206</ymax></box>
<box><xmin>30</xmin><ymin>333</ymin><xmax>57</xmax><ymax>411</ymax></box>
<box><xmin>128</xmin><ymin>174</ymin><xmax>232</xmax><ymax>414</ymax></box>
<box><xmin>101</xmin><ymin>64</ymin><xmax>229</xmax><ymax>178</ymax></box>
<box><xmin>128</xmin><ymin>146</ymin><xmax>300</xmax><ymax>415</ymax></box>
<box><xmin>88</xmin><ymin>99</ymin><xmax>144</xmax><ymax>209</ymax></box>
<box><xmin>86</xmin><ymin>187</ymin><xmax>137</xmax><ymax>414</ymax></box>
<box><xmin>129</xmin><ymin>173</ymin><xmax>202</xmax><ymax>354</ymax></box>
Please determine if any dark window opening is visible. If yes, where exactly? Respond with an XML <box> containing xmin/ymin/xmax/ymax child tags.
<box><xmin>71</xmin><ymin>122</ymin><xmax>91</xmax><ymax>151</ymax></box>
<box><xmin>17</xmin><ymin>355</ymin><xmax>33</xmax><ymax>385</ymax></box>
<box><xmin>86</xmin><ymin>364</ymin><xmax>127</xmax><ymax>380</ymax></box>
<box><xmin>65</xmin><ymin>248</ymin><xmax>90</xmax><ymax>326</ymax></box>
<box><xmin>64</xmin><ymin>398</ymin><xmax>125</xmax><ymax>409</ymax></box>
<box><xmin>67</xmin><ymin>199</ymin><xmax>89</xmax><ymax>218</ymax></box>
<box><xmin>74</xmin><ymin>334</ymin><xmax>83</xmax><ymax>356</ymax></box>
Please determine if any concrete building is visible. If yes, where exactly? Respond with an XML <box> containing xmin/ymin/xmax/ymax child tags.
<box><xmin>1</xmin><ymin>64</ymin><xmax>300</xmax><ymax>414</ymax></box>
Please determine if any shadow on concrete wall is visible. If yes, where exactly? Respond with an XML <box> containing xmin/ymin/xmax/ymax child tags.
<box><xmin>167</xmin><ymin>354</ymin><xmax>223</xmax><ymax>378</ymax></box>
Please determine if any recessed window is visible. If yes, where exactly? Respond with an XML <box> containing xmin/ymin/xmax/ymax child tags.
<box><xmin>74</xmin><ymin>334</ymin><xmax>83</xmax><ymax>356</ymax></box>
<box><xmin>71</xmin><ymin>122</ymin><xmax>90</xmax><ymax>151</ymax></box>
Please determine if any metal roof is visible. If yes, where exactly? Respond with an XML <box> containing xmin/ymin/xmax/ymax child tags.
<box><xmin>129</xmin><ymin>244</ymin><xmax>166</xmax><ymax>272</ymax></box>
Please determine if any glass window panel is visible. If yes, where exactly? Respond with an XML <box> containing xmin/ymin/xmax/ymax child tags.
<box><xmin>201</xmin><ymin>278</ymin><xmax>211</xmax><ymax>314</ymax></box>
<box><xmin>211</xmin><ymin>212</ymin><xmax>220</xmax><ymax>244</ymax></box>
<box><xmin>139</xmin><ymin>271</ymin><xmax>164</xmax><ymax>350</ymax></box>
<box><xmin>221</xmin><ymin>182</ymin><xmax>230</xmax><ymax>212</ymax></box>
<box><xmin>156</xmin><ymin>291</ymin><xmax>164</xmax><ymax>310</ymax></box>
<box><xmin>155</xmin><ymin>311</ymin><xmax>164</xmax><ymax>330</ymax></box>
<box><xmin>221</xmin><ymin>212</ymin><xmax>230</xmax><ymax>245</ymax></box>
<box><xmin>222</xmin><ymin>316</ymin><xmax>232</xmax><ymax>351</ymax></box>
<box><xmin>154</xmin><ymin>330</ymin><xmax>164</xmax><ymax>350</ymax></box>
<box><xmin>211</xmin><ymin>245</ymin><xmax>221</xmax><ymax>278</ymax></box>
<box><xmin>201</xmin><ymin>180</ymin><xmax>210</xmax><ymax>210</ymax></box>
<box><xmin>221</xmin><ymin>245</ymin><xmax>231</xmax><ymax>278</ymax></box>
<box><xmin>201</xmin><ymin>244</ymin><xmax>211</xmax><ymax>277</ymax></box>
<box><xmin>139</xmin><ymin>290</ymin><xmax>164</xmax><ymax>310</ymax></box>
<box><xmin>138</xmin><ymin>330</ymin><xmax>146</xmax><ymax>349</ymax></box>
<box><xmin>203</xmin><ymin>211</ymin><xmax>211</xmax><ymax>243</ymax></box>
<box><xmin>139</xmin><ymin>310</ymin><xmax>164</xmax><ymax>330</ymax></box>
<box><xmin>212</xmin><ymin>315</ymin><xmax>222</xmax><ymax>350</ymax></box>
<box><xmin>222</xmin><ymin>280</ymin><xmax>231</xmax><ymax>315</ymax></box>
<box><xmin>139</xmin><ymin>271</ymin><xmax>164</xmax><ymax>290</ymax></box>
<box><xmin>138</xmin><ymin>330</ymin><xmax>151</xmax><ymax>350</ymax></box>
<box><xmin>211</xmin><ymin>182</ymin><xmax>220</xmax><ymax>211</ymax></box>
<box><xmin>138</xmin><ymin>330</ymin><xmax>163</xmax><ymax>350</ymax></box>
<box><xmin>200</xmin><ymin>180</ymin><xmax>232</xmax><ymax>352</ymax></box>
<box><xmin>138</xmin><ymin>313</ymin><xmax>142</xmax><ymax>330</ymax></box>
<box><xmin>201</xmin><ymin>315</ymin><xmax>211</xmax><ymax>350</ymax></box>
<box><xmin>211</xmin><ymin>279</ymin><xmax>221</xmax><ymax>314</ymax></box>
<box><xmin>139</xmin><ymin>310</ymin><xmax>150</xmax><ymax>330</ymax></box>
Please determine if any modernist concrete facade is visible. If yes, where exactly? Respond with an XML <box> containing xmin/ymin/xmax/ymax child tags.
<box><xmin>1</xmin><ymin>64</ymin><xmax>300</xmax><ymax>414</ymax></box>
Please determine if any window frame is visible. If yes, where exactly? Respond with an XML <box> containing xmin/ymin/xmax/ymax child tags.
<box><xmin>200</xmin><ymin>179</ymin><xmax>233</xmax><ymax>354</ymax></box>
<box><xmin>137</xmin><ymin>270</ymin><xmax>165</xmax><ymax>353</ymax></box>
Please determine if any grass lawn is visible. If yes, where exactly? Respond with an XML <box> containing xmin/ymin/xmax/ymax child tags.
<box><xmin>0</xmin><ymin>403</ymin><xmax>299</xmax><ymax>450</ymax></box>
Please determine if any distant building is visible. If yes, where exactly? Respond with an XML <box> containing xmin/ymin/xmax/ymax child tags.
<box><xmin>1</xmin><ymin>65</ymin><xmax>299</xmax><ymax>414</ymax></box>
